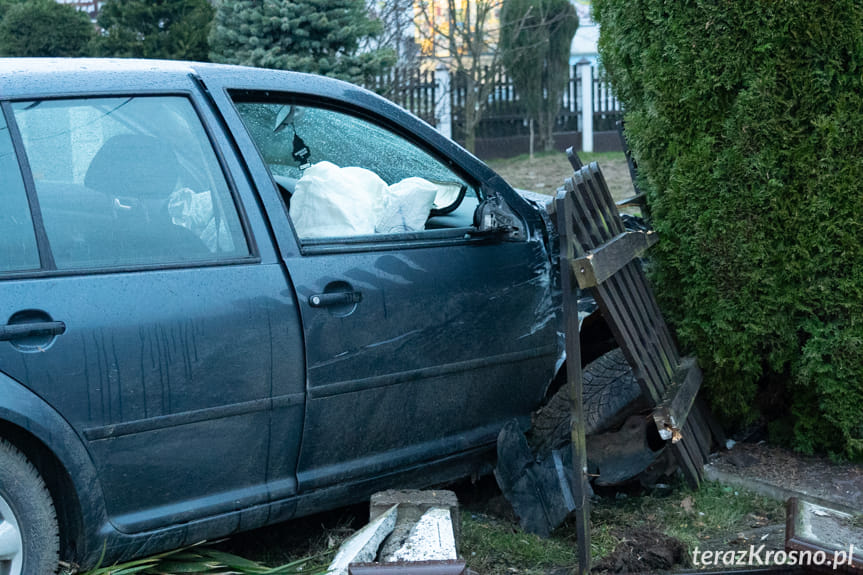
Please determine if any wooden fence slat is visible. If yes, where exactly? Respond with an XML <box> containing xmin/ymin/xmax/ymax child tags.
<box><xmin>571</xmin><ymin>172</ymin><xmax>611</xmax><ymax>250</ymax></box>
<box><xmin>610</xmin><ymin>270</ymin><xmax>673</xmax><ymax>387</ymax></box>
<box><xmin>618</xmin><ymin>264</ymin><xmax>678</xmax><ymax>378</ymax></box>
<box><xmin>566</xmin><ymin>177</ymin><xmax>605</xmax><ymax>254</ymax></box>
<box><xmin>679</xmin><ymin>434</ymin><xmax>704</xmax><ymax>484</ymax></box>
<box><xmin>606</xmin><ymin>265</ymin><xmax>672</xmax><ymax>389</ymax></box>
<box><xmin>696</xmin><ymin>397</ymin><xmax>726</xmax><ymax>449</ymax></box>
<box><xmin>624</xmin><ymin>263</ymin><xmax>681</xmax><ymax>369</ymax></box>
<box><xmin>587</xmin><ymin>164</ymin><xmax>627</xmax><ymax>236</ymax></box>
<box><xmin>594</xmin><ymin>283</ymin><xmax>664</xmax><ymax>404</ymax></box>
<box><xmin>571</xmin><ymin>230</ymin><xmax>657</xmax><ymax>288</ymax></box>
<box><xmin>687</xmin><ymin>403</ymin><xmax>713</xmax><ymax>462</ymax></box>
<box><xmin>652</xmin><ymin>359</ymin><xmax>702</xmax><ymax>440</ymax></box>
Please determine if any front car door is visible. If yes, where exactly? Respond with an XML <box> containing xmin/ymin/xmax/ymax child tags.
<box><xmin>205</xmin><ymin>73</ymin><xmax>561</xmax><ymax>492</ymax></box>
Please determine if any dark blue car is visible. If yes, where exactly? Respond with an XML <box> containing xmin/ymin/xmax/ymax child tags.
<box><xmin>0</xmin><ymin>59</ymin><xmax>574</xmax><ymax>573</ymax></box>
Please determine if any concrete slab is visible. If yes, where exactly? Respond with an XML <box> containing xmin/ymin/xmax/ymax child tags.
<box><xmin>383</xmin><ymin>508</ymin><xmax>458</xmax><ymax>563</ymax></box>
<box><xmin>371</xmin><ymin>489</ymin><xmax>460</xmax><ymax>558</ymax></box>
<box><xmin>327</xmin><ymin>505</ymin><xmax>398</xmax><ymax>575</ymax></box>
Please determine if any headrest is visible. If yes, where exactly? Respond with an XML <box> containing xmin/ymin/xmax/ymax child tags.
<box><xmin>85</xmin><ymin>134</ymin><xmax>178</xmax><ymax>199</ymax></box>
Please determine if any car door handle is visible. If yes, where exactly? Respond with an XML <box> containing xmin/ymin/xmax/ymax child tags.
<box><xmin>0</xmin><ymin>321</ymin><xmax>66</xmax><ymax>341</ymax></box>
<box><xmin>308</xmin><ymin>292</ymin><xmax>363</xmax><ymax>308</ymax></box>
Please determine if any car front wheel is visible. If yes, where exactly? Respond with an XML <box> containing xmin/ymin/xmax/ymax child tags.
<box><xmin>0</xmin><ymin>439</ymin><xmax>59</xmax><ymax>575</ymax></box>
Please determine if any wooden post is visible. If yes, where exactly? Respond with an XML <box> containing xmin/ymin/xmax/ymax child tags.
<box><xmin>555</xmin><ymin>190</ymin><xmax>591</xmax><ymax>575</ymax></box>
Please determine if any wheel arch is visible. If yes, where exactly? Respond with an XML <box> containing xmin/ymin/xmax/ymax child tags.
<box><xmin>0</xmin><ymin>374</ymin><xmax>109</xmax><ymax>567</ymax></box>
<box><xmin>543</xmin><ymin>309</ymin><xmax>618</xmax><ymax>402</ymax></box>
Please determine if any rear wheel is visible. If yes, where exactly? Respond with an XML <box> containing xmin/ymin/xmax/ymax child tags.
<box><xmin>0</xmin><ymin>439</ymin><xmax>59</xmax><ymax>575</ymax></box>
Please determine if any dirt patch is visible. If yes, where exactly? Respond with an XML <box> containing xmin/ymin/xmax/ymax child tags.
<box><xmin>709</xmin><ymin>442</ymin><xmax>863</xmax><ymax>512</ymax></box>
<box><xmin>487</xmin><ymin>152</ymin><xmax>636</xmax><ymax>205</ymax></box>
<box><xmin>593</xmin><ymin>526</ymin><xmax>690</xmax><ymax>573</ymax></box>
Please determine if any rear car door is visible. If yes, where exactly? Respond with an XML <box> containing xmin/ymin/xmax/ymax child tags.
<box><xmin>0</xmin><ymin>89</ymin><xmax>305</xmax><ymax>532</ymax></box>
<box><xmin>211</xmin><ymin>84</ymin><xmax>560</xmax><ymax>492</ymax></box>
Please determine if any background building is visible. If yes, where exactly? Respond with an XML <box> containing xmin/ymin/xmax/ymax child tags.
<box><xmin>54</xmin><ymin>0</ymin><xmax>103</xmax><ymax>22</ymax></box>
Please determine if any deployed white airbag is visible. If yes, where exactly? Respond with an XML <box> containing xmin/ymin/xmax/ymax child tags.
<box><xmin>376</xmin><ymin>177</ymin><xmax>439</xmax><ymax>234</ymax></box>
<box><xmin>289</xmin><ymin>162</ymin><xmax>446</xmax><ymax>238</ymax></box>
<box><xmin>290</xmin><ymin>161</ymin><xmax>386</xmax><ymax>238</ymax></box>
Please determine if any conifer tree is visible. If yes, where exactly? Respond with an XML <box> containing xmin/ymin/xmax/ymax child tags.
<box><xmin>500</xmin><ymin>0</ymin><xmax>578</xmax><ymax>153</ymax></box>
<box><xmin>209</xmin><ymin>0</ymin><xmax>394</xmax><ymax>84</ymax></box>
<box><xmin>0</xmin><ymin>0</ymin><xmax>93</xmax><ymax>57</ymax></box>
<box><xmin>92</xmin><ymin>0</ymin><xmax>214</xmax><ymax>61</ymax></box>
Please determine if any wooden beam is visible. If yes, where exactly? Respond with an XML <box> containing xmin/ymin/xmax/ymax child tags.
<box><xmin>652</xmin><ymin>358</ymin><xmax>702</xmax><ymax>441</ymax></box>
<box><xmin>615</xmin><ymin>192</ymin><xmax>648</xmax><ymax>210</ymax></box>
<box><xmin>571</xmin><ymin>230</ymin><xmax>658</xmax><ymax>288</ymax></box>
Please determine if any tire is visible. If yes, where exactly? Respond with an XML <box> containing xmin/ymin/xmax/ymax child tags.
<box><xmin>0</xmin><ymin>439</ymin><xmax>60</xmax><ymax>575</ymax></box>
<box><xmin>529</xmin><ymin>348</ymin><xmax>646</xmax><ymax>454</ymax></box>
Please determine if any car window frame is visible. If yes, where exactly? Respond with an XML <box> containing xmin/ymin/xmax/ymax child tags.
<box><xmin>227</xmin><ymin>90</ymin><xmax>493</xmax><ymax>255</ymax></box>
<box><xmin>0</xmin><ymin>90</ymin><xmax>259</xmax><ymax>279</ymax></box>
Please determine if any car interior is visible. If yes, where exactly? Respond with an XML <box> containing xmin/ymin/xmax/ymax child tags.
<box><xmin>234</xmin><ymin>101</ymin><xmax>485</xmax><ymax>238</ymax></box>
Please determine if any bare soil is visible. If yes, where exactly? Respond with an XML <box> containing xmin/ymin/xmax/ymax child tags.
<box><xmin>593</xmin><ymin>526</ymin><xmax>690</xmax><ymax>574</ymax></box>
<box><xmin>711</xmin><ymin>442</ymin><xmax>863</xmax><ymax>512</ymax></box>
<box><xmin>487</xmin><ymin>152</ymin><xmax>636</xmax><ymax>204</ymax></box>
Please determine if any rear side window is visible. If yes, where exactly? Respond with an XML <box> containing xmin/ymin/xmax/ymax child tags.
<box><xmin>11</xmin><ymin>96</ymin><xmax>249</xmax><ymax>270</ymax></box>
<box><xmin>0</xmin><ymin>112</ymin><xmax>39</xmax><ymax>272</ymax></box>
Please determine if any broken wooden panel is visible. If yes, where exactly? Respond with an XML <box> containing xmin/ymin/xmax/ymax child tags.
<box><xmin>558</xmin><ymin>160</ymin><xmax>722</xmax><ymax>488</ymax></box>
<box><xmin>332</xmin><ymin>491</ymin><xmax>465</xmax><ymax>575</ymax></box>
<box><xmin>328</xmin><ymin>505</ymin><xmax>398</xmax><ymax>575</ymax></box>
<box><xmin>383</xmin><ymin>508</ymin><xmax>457</xmax><ymax>563</ymax></box>
<box><xmin>370</xmin><ymin>489</ymin><xmax>460</xmax><ymax>557</ymax></box>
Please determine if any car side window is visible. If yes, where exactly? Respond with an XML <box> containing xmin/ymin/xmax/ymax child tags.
<box><xmin>233</xmin><ymin>100</ymin><xmax>479</xmax><ymax>240</ymax></box>
<box><xmin>0</xmin><ymin>111</ymin><xmax>40</xmax><ymax>273</ymax></box>
<box><xmin>11</xmin><ymin>96</ymin><xmax>249</xmax><ymax>270</ymax></box>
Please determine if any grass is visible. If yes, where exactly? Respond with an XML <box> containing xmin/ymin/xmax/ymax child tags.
<box><xmin>69</xmin><ymin>542</ymin><xmax>332</xmax><ymax>575</ymax></box>
<box><xmin>462</xmin><ymin>513</ymin><xmax>581</xmax><ymax>575</ymax></box>
<box><xmin>460</xmin><ymin>480</ymin><xmax>785</xmax><ymax>574</ymax></box>
<box><xmin>591</xmin><ymin>482</ymin><xmax>784</xmax><ymax>550</ymax></box>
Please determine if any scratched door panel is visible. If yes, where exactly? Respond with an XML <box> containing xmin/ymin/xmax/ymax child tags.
<box><xmin>0</xmin><ymin>264</ymin><xmax>299</xmax><ymax>532</ymax></box>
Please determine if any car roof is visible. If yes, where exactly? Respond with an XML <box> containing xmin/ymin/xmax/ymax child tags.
<box><xmin>0</xmin><ymin>58</ymin><xmax>363</xmax><ymax>100</ymax></box>
<box><xmin>0</xmin><ymin>57</ymin><xmax>501</xmax><ymax>191</ymax></box>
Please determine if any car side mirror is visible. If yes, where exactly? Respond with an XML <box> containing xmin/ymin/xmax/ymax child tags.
<box><xmin>473</xmin><ymin>196</ymin><xmax>525</xmax><ymax>240</ymax></box>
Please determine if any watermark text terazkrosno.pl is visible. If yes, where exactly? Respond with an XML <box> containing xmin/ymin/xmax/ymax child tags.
<box><xmin>692</xmin><ymin>545</ymin><xmax>856</xmax><ymax>569</ymax></box>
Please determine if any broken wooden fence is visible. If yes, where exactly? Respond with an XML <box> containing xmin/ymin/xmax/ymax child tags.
<box><xmin>554</xmin><ymin>152</ymin><xmax>726</xmax><ymax>574</ymax></box>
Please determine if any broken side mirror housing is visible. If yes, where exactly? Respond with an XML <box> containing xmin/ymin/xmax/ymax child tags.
<box><xmin>473</xmin><ymin>195</ymin><xmax>526</xmax><ymax>240</ymax></box>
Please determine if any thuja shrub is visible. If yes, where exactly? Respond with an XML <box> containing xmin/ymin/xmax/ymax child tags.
<box><xmin>593</xmin><ymin>0</ymin><xmax>863</xmax><ymax>459</ymax></box>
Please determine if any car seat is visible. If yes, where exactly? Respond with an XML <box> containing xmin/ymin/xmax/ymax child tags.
<box><xmin>84</xmin><ymin>134</ymin><xmax>210</xmax><ymax>265</ymax></box>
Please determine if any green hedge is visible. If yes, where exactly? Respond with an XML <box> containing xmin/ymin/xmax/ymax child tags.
<box><xmin>593</xmin><ymin>0</ymin><xmax>863</xmax><ymax>459</ymax></box>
